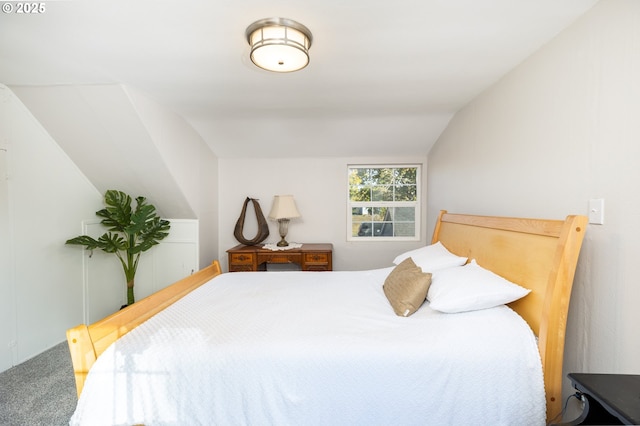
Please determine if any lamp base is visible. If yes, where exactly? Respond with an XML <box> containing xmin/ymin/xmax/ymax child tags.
<box><xmin>277</xmin><ymin>238</ymin><xmax>289</xmax><ymax>247</ymax></box>
<box><xmin>277</xmin><ymin>218</ymin><xmax>290</xmax><ymax>247</ymax></box>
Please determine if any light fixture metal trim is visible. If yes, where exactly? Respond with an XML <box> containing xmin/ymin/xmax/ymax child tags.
<box><xmin>245</xmin><ymin>17</ymin><xmax>313</xmax><ymax>73</ymax></box>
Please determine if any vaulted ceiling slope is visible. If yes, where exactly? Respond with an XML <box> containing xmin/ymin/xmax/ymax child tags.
<box><xmin>0</xmin><ymin>1</ymin><xmax>598</xmax><ymax>159</ymax></box>
<box><xmin>10</xmin><ymin>84</ymin><xmax>213</xmax><ymax>218</ymax></box>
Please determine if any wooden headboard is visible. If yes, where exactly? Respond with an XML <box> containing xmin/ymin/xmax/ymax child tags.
<box><xmin>431</xmin><ymin>210</ymin><xmax>587</xmax><ymax>421</ymax></box>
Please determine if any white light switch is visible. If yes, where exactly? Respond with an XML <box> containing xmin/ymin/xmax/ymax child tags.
<box><xmin>588</xmin><ymin>198</ymin><xmax>604</xmax><ymax>225</ymax></box>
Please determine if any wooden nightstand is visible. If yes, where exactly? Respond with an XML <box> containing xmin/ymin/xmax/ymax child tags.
<box><xmin>552</xmin><ymin>373</ymin><xmax>640</xmax><ymax>425</ymax></box>
<box><xmin>227</xmin><ymin>243</ymin><xmax>333</xmax><ymax>272</ymax></box>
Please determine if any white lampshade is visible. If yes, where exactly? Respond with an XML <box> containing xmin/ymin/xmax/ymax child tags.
<box><xmin>268</xmin><ymin>195</ymin><xmax>301</xmax><ymax>220</ymax></box>
<box><xmin>245</xmin><ymin>18</ymin><xmax>313</xmax><ymax>73</ymax></box>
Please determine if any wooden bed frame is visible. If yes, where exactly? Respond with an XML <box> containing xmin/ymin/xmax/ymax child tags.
<box><xmin>67</xmin><ymin>211</ymin><xmax>587</xmax><ymax>422</ymax></box>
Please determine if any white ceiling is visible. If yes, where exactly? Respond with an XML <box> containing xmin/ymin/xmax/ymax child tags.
<box><xmin>0</xmin><ymin>0</ymin><xmax>598</xmax><ymax>159</ymax></box>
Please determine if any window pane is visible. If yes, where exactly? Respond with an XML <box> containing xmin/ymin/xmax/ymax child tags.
<box><xmin>367</xmin><ymin>168</ymin><xmax>380</xmax><ymax>185</ymax></box>
<box><xmin>349</xmin><ymin>169</ymin><xmax>371</xmax><ymax>201</ymax></box>
<box><xmin>394</xmin><ymin>168</ymin><xmax>417</xmax><ymax>185</ymax></box>
<box><xmin>352</xmin><ymin>207</ymin><xmax>371</xmax><ymax>220</ymax></box>
<box><xmin>350</xmin><ymin>186</ymin><xmax>371</xmax><ymax>201</ymax></box>
<box><xmin>395</xmin><ymin>207</ymin><xmax>415</xmax><ymax>221</ymax></box>
<box><xmin>394</xmin><ymin>222</ymin><xmax>415</xmax><ymax>237</ymax></box>
<box><xmin>395</xmin><ymin>184</ymin><xmax>417</xmax><ymax>201</ymax></box>
<box><xmin>354</xmin><ymin>221</ymin><xmax>371</xmax><ymax>237</ymax></box>
<box><xmin>376</xmin><ymin>168</ymin><xmax>394</xmax><ymax>185</ymax></box>
<box><xmin>372</xmin><ymin>186</ymin><xmax>392</xmax><ymax>201</ymax></box>
<box><xmin>352</xmin><ymin>206</ymin><xmax>372</xmax><ymax>236</ymax></box>
<box><xmin>373</xmin><ymin>222</ymin><xmax>394</xmax><ymax>237</ymax></box>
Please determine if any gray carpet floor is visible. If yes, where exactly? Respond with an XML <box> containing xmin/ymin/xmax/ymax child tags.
<box><xmin>0</xmin><ymin>342</ymin><xmax>77</xmax><ymax>426</ymax></box>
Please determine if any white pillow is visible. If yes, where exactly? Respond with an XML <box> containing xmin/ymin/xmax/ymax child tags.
<box><xmin>393</xmin><ymin>241</ymin><xmax>467</xmax><ymax>272</ymax></box>
<box><xmin>427</xmin><ymin>259</ymin><xmax>531</xmax><ymax>313</ymax></box>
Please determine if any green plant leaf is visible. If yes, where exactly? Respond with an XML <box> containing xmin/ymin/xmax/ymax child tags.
<box><xmin>65</xmin><ymin>235</ymin><xmax>101</xmax><ymax>250</ymax></box>
<box><xmin>97</xmin><ymin>232</ymin><xmax>128</xmax><ymax>253</ymax></box>
<box><xmin>127</xmin><ymin>201</ymin><xmax>156</xmax><ymax>236</ymax></box>
<box><xmin>97</xmin><ymin>190</ymin><xmax>133</xmax><ymax>232</ymax></box>
<box><xmin>131</xmin><ymin>218</ymin><xmax>171</xmax><ymax>254</ymax></box>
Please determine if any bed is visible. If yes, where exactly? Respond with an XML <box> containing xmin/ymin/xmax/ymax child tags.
<box><xmin>67</xmin><ymin>210</ymin><xmax>587</xmax><ymax>424</ymax></box>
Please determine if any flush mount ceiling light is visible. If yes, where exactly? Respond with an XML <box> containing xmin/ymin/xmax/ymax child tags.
<box><xmin>245</xmin><ymin>17</ymin><xmax>313</xmax><ymax>73</ymax></box>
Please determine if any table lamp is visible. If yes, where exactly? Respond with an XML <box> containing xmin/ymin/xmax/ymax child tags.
<box><xmin>268</xmin><ymin>195</ymin><xmax>301</xmax><ymax>247</ymax></box>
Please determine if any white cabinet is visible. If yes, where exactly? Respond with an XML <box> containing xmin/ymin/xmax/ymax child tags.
<box><xmin>84</xmin><ymin>219</ymin><xmax>199</xmax><ymax>323</ymax></box>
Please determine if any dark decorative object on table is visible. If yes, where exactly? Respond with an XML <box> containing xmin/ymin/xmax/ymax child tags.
<box><xmin>233</xmin><ymin>197</ymin><xmax>269</xmax><ymax>245</ymax></box>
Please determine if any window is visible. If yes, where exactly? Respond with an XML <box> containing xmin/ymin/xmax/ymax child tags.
<box><xmin>347</xmin><ymin>165</ymin><xmax>420</xmax><ymax>241</ymax></box>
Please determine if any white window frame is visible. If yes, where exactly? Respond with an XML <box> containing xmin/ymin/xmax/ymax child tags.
<box><xmin>347</xmin><ymin>164</ymin><xmax>421</xmax><ymax>242</ymax></box>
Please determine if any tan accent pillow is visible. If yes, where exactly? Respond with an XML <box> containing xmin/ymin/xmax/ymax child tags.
<box><xmin>383</xmin><ymin>257</ymin><xmax>432</xmax><ymax>317</ymax></box>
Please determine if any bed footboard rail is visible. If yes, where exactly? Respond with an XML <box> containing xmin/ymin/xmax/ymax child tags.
<box><xmin>67</xmin><ymin>260</ymin><xmax>222</xmax><ymax>398</ymax></box>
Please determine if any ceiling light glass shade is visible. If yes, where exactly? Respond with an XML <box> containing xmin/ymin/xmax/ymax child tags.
<box><xmin>246</xmin><ymin>18</ymin><xmax>313</xmax><ymax>73</ymax></box>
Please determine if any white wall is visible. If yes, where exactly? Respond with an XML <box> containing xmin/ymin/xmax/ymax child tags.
<box><xmin>0</xmin><ymin>138</ymin><xmax>13</xmax><ymax>370</ymax></box>
<box><xmin>427</xmin><ymin>0</ymin><xmax>640</xmax><ymax>410</ymax></box>
<box><xmin>0</xmin><ymin>85</ymin><xmax>102</xmax><ymax>371</ymax></box>
<box><xmin>218</xmin><ymin>156</ymin><xmax>428</xmax><ymax>271</ymax></box>
<box><xmin>125</xmin><ymin>87</ymin><xmax>219</xmax><ymax>267</ymax></box>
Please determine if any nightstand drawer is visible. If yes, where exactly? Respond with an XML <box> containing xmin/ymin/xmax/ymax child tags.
<box><xmin>258</xmin><ymin>253</ymin><xmax>302</xmax><ymax>264</ymax></box>
<box><xmin>230</xmin><ymin>253</ymin><xmax>255</xmax><ymax>264</ymax></box>
<box><xmin>304</xmin><ymin>253</ymin><xmax>329</xmax><ymax>263</ymax></box>
<box><xmin>230</xmin><ymin>264</ymin><xmax>255</xmax><ymax>272</ymax></box>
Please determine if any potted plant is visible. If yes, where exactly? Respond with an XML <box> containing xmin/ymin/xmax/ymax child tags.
<box><xmin>66</xmin><ymin>189</ymin><xmax>170</xmax><ymax>306</ymax></box>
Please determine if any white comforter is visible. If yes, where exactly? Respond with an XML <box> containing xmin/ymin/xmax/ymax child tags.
<box><xmin>70</xmin><ymin>268</ymin><xmax>545</xmax><ymax>426</ymax></box>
